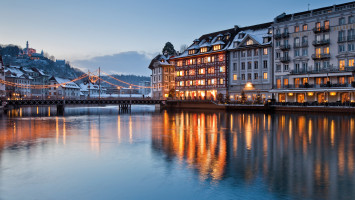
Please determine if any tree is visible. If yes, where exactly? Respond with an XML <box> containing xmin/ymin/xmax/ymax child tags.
<box><xmin>162</xmin><ymin>42</ymin><xmax>176</xmax><ymax>56</ymax></box>
<box><xmin>180</xmin><ymin>44</ymin><xmax>188</xmax><ymax>53</ymax></box>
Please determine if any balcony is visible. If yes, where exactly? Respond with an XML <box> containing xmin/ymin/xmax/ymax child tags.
<box><xmin>294</xmin><ymin>42</ymin><xmax>308</xmax><ymax>48</ymax></box>
<box><xmin>280</xmin><ymin>57</ymin><xmax>290</xmax><ymax>63</ymax></box>
<box><xmin>312</xmin><ymin>53</ymin><xmax>330</xmax><ymax>60</ymax></box>
<box><xmin>338</xmin><ymin>36</ymin><xmax>347</xmax><ymax>43</ymax></box>
<box><xmin>312</xmin><ymin>39</ymin><xmax>330</xmax><ymax>46</ymax></box>
<box><xmin>276</xmin><ymin>83</ymin><xmax>353</xmax><ymax>89</ymax></box>
<box><xmin>282</xmin><ymin>32</ymin><xmax>289</xmax><ymax>38</ymax></box>
<box><xmin>313</xmin><ymin>26</ymin><xmax>330</xmax><ymax>33</ymax></box>
<box><xmin>290</xmin><ymin>65</ymin><xmax>354</xmax><ymax>75</ymax></box>
<box><xmin>279</xmin><ymin>44</ymin><xmax>291</xmax><ymax>51</ymax></box>
<box><xmin>274</xmin><ymin>33</ymin><xmax>282</xmax><ymax>39</ymax></box>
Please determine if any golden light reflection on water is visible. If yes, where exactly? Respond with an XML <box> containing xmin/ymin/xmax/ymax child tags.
<box><xmin>152</xmin><ymin>111</ymin><xmax>355</xmax><ymax>199</ymax></box>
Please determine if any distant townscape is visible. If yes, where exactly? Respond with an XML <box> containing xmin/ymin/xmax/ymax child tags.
<box><xmin>0</xmin><ymin>42</ymin><xmax>150</xmax><ymax>99</ymax></box>
<box><xmin>149</xmin><ymin>1</ymin><xmax>355</xmax><ymax>104</ymax></box>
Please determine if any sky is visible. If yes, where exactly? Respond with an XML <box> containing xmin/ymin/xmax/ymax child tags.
<box><xmin>0</xmin><ymin>0</ymin><xmax>350</xmax><ymax>75</ymax></box>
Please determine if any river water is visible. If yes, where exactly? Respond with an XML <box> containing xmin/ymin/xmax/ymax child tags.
<box><xmin>0</xmin><ymin>106</ymin><xmax>354</xmax><ymax>200</ymax></box>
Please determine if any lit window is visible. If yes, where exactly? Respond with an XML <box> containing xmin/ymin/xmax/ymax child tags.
<box><xmin>213</xmin><ymin>45</ymin><xmax>221</xmax><ymax>51</ymax></box>
<box><xmin>263</xmin><ymin>72</ymin><xmax>268</xmax><ymax>80</ymax></box>
<box><xmin>219</xmin><ymin>66</ymin><xmax>225</xmax><ymax>73</ymax></box>
<box><xmin>323</xmin><ymin>47</ymin><xmax>330</xmax><ymax>54</ymax></box>
<box><xmin>220</xmin><ymin>78</ymin><xmax>224</xmax><ymax>84</ymax></box>
<box><xmin>263</xmin><ymin>48</ymin><xmax>268</xmax><ymax>55</ymax></box>
<box><xmin>218</xmin><ymin>54</ymin><xmax>224</xmax><ymax>61</ymax></box>
<box><xmin>246</xmin><ymin>39</ymin><xmax>253</xmax><ymax>45</ymax></box>
<box><xmin>294</xmin><ymin>26</ymin><xmax>299</xmax><ymax>32</ymax></box>
<box><xmin>349</xmin><ymin>59</ymin><xmax>354</xmax><ymax>67</ymax></box>
<box><xmin>303</xmin><ymin>24</ymin><xmax>308</xmax><ymax>31</ymax></box>
<box><xmin>188</xmin><ymin>50</ymin><xmax>195</xmax><ymax>55</ymax></box>
<box><xmin>200</xmin><ymin>47</ymin><xmax>207</xmax><ymax>53</ymax></box>
<box><xmin>233</xmin><ymin>74</ymin><xmax>237</xmax><ymax>80</ymax></box>
<box><xmin>339</xmin><ymin>60</ymin><xmax>345</xmax><ymax>70</ymax></box>
<box><xmin>199</xmin><ymin>68</ymin><xmax>205</xmax><ymax>74</ymax></box>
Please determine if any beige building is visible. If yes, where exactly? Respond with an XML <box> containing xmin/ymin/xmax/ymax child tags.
<box><xmin>272</xmin><ymin>2</ymin><xmax>355</xmax><ymax>103</ymax></box>
<box><xmin>149</xmin><ymin>54</ymin><xmax>175</xmax><ymax>99</ymax></box>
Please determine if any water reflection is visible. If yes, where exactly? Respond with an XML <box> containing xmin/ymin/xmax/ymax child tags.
<box><xmin>152</xmin><ymin>111</ymin><xmax>355</xmax><ymax>200</ymax></box>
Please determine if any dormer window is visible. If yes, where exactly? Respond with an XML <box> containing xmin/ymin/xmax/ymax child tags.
<box><xmin>213</xmin><ymin>45</ymin><xmax>221</xmax><ymax>51</ymax></box>
<box><xmin>268</xmin><ymin>28</ymin><xmax>272</xmax><ymax>34</ymax></box>
<box><xmin>226</xmin><ymin>35</ymin><xmax>230</xmax><ymax>40</ymax></box>
<box><xmin>200</xmin><ymin>47</ymin><xmax>207</xmax><ymax>53</ymax></box>
<box><xmin>218</xmin><ymin>36</ymin><xmax>222</xmax><ymax>41</ymax></box>
<box><xmin>239</xmin><ymin>34</ymin><xmax>244</xmax><ymax>39</ymax></box>
<box><xmin>263</xmin><ymin>37</ymin><xmax>270</xmax><ymax>43</ymax></box>
<box><xmin>188</xmin><ymin>50</ymin><xmax>195</xmax><ymax>55</ymax></box>
<box><xmin>246</xmin><ymin>39</ymin><xmax>253</xmax><ymax>45</ymax></box>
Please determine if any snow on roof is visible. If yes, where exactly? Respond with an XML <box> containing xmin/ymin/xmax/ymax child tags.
<box><xmin>79</xmin><ymin>82</ymin><xmax>101</xmax><ymax>91</ymax></box>
<box><xmin>52</xmin><ymin>77</ymin><xmax>80</xmax><ymax>89</ymax></box>
<box><xmin>228</xmin><ymin>28</ymin><xmax>271</xmax><ymax>50</ymax></box>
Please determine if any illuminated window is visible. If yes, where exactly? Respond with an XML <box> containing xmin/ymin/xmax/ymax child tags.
<box><xmin>294</xmin><ymin>26</ymin><xmax>299</xmax><ymax>32</ymax></box>
<box><xmin>339</xmin><ymin>60</ymin><xmax>345</xmax><ymax>70</ymax></box>
<box><xmin>349</xmin><ymin>59</ymin><xmax>354</xmax><ymax>67</ymax></box>
<box><xmin>197</xmin><ymin>58</ymin><xmax>201</xmax><ymax>64</ymax></box>
<box><xmin>246</xmin><ymin>39</ymin><xmax>253</xmax><ymax>45</ymax></box>
<box><xmin>180</xmin><ymin>81</ymin><xmax>184</xmax><ymax>86</ymax></box>
<box><xmin>188</xmin><ymin>50</ymin><xmax>195</xmax><ymax>55</ymax></box>
<box><xmin>220</xmin><ymin>78</ymin><xmax>224</xmax><ymax>84</ymax></box>
<box><xmin>302</xmin><ymin>78</ymin><xmax>308</xmax><ymax>84</ymax></box>
<box><xmin>199</xmin><ymin>68</ymin><xmax>205</xmax><ymax>74</ymax></box>
<box><xmin>219</xmin><ymin>66</ymin><xmax>225</xmax><ymax>73</ymax></box>
<box><xmin>323</xmin><ymin>47</ymin><xmax>329</xmax><ymax>54</ymax></box>
<box><xmin>339</xmin><ymin>77</ymin><xmax>345</xmax><ymax>84</ymax></box>
<box><xmin>179</xmin><ymin>71</ymin><xmax>183</xmax><ymax>76</ymax></box>
<box><xmin>277</xmin><ymin>79</ymin><xmax>281</xmax><ymax>88</ymax></box>
<box><xmin>263</xmin><ymin>72</ymin><xmax>268</xmax><ymax>80</ymax></box>
<box><xmin>283</xmin><ymin>79</ymin><xmax>288</xmax><ymax>87</ymax></box>
<box><xmin>303</xmin><ymin>24</ymin><xmax>308</xmax><ymax>31</ymax></box>
<box><xmin>324</xmin><ymin>20</ymin><xmax>329</xmax><ymax>29</ymax></box>
<box><xmin>200</xmin><ymin>80</ymin><xmax>205</xmax><ymax>85</ymax></box>
<box><xmin>263</xmin><ymin>48</ymin><xmax>268</xmax><ymax>55</ymax></box>
<box><xmin>233</xmin><ymin>74</ymin><xmax>237</xmax><ymax>80</ymax></box>
<box><xmin>200</xmin><ymin>47</ymin><xmax>207</xmax><ymax>53</ymax></box>
<box><xmin>208</xmin><ymin>67</ymin><xmax>215</xmax><ymax>74</ymax></box>
<box><xmin>213</xmin><ymin>45</ymin><xmax>221</xmax><ymax>51</ymax></box>
<box><xmin>254</xmin><ymin>73</ymin><xmax>258</xmax><ymax>80</ymax></box>
<box><xmin>177</xmin><ymin>61</ymin><xmax>183</xmax><ymax>66</ymax></box>
<box><xmin>211</xmin><ymin>79</ymin><xmax>216</xmax><ymax>85</ymax></box>
<box><xmin>218</xmin><ymin>54</ymin><xmax>224</xmax><ymax>61</ymax></box>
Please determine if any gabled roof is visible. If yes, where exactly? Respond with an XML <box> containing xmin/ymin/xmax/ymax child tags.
<box><xmin>148</xmin><ymin>54</ymin><xmax>173</xmax><ymax>69</ymax></box>
<box><xmin>49</xmin><ymin>76</ymin><xmax>80</xmax><ymax>89</ymax></box>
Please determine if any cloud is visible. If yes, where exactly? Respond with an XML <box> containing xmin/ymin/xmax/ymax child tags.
<box><xmin>71</xmin><ymin>51</ymin><xmax>157</xmax><ymax>76</ymax></box>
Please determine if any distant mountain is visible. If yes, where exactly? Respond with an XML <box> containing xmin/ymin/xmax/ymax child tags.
<box><xmin>100</xmin><ymin>74</ymin><xmax>150</xmax><ymax>88</ymax></box>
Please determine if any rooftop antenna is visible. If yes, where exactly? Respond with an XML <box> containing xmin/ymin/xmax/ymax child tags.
<box><xmin>308</xmin><ymin>3</ymin><xmax>310</xmax><ymax>11</ymax></box>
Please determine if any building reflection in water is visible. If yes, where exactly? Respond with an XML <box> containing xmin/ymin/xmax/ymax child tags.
<box><xmin>152</xmin><ymin>111</ymin><xmax>355</xmax><ymax>199</ymax></box>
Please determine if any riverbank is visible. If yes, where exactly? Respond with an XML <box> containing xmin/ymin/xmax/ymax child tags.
<box><xmin>165</xmin><ymin>100</ymin><xmax>355</xmax><ymax>113</ymax></box>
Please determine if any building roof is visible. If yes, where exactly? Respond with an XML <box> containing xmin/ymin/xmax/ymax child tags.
<box><xmin>148</xmin><ymin>54</ymin><xmax>173</xmax><ymax>69</ymax></box>
<box><xmin>49</xmin><ymin>76</ymin><xmax>81</xmax><ymax>89</ymax></box>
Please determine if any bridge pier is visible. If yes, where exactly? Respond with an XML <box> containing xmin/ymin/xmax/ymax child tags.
<box><xmin>119</xmin><ymin>104</ymin><xmax>131</xmax><ymax>112</ymax></box>
<box><xmin>57</xmin><ymin>105</ymin><xmax>65</xmax><ymax>115</ymax></box>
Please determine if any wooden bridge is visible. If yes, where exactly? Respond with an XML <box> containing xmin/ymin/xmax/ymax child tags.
<box><xmin>2</xmin><ymin>99</ymin><xmax>164</xmax><ymax>114</ymax></box>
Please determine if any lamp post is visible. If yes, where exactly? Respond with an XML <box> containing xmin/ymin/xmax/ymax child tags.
<box><xmin>130</xmin><ymin>85</ymin><xmax>132</xmax><ymax>98</ymax></box>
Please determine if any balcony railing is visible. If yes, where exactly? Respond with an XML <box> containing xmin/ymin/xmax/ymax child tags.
<box><xmin>348</xmin><ymin>35</ymin><xmax>355</xmax><ymax>42</ymax></box>
<box><xmin>338</xmin><ymin>36</ymin><xmax>347</xmax><ymax>43</ymax></box>
<box><xmin>280</xmin><ymin>57</ymin><xmax>290</xmax><ymax>63</ymax></box>
<box><xmin>294</xmin><ymin>42</ymin><xmax>308</xmax><ymax>48</ymax></box>
<box><xmin>274</xmin><ymin>33</ymin><xmax>282</xmax><ymax>39</ymax></box>
<box><xmin>276</xmin><ymin>83</ymin><xmax>353</xmax><ymax>89</ymax></box>
<box><xmin>312</xmin><ymin>39</ymin><xmax>330</xmax><ymax>46</ymax></box>
<box><xmin>290</xmin><ymin>66</ymin><xmax>355</xmax><ymax>75</ymax></box>
<box><xmin>282</xmin><ymin>32</ymin><xmax>289</xmax><ymax>38</ymax></box>
<box><xmin>279</xmin><ymin>44</ymin><xmax>291</xmax><ymax>50</ymax></box>
<box><xmin>313</xmin><ymin>26</ymin><xmax>330</xmax><ymax>33</ymax></box>
<box><xmin>312</xmin><ymin>53</ymin><xmax>330</xmax><ymax>60</ymax></box>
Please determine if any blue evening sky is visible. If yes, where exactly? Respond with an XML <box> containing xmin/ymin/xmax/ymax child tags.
<box><xmin>0</xmin><ymin>0</ymin><xmax>349</xmax><ymax>74</ymax></box>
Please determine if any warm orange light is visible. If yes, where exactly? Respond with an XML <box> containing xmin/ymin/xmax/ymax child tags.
<box><xmin>245</xmin><ymin>82</ymin><xmax>253</xmax><ymax>88</ymax></box>
<box><xmin>330</xmin><ymin>92</ymin><xmax>337</xmax><ymax>96</ymax></box>
<box><xmin>307</xmin><ymin>92</ymin><xmax>314</xmax><ymax>96</ymax></box>
<box><xmin>288</xmin><ymin>93</ymin><xmax>294</xmax><ymax>96</ymax></box>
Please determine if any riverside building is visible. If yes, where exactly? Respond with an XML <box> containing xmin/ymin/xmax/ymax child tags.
<box><xmin>271</xmin><ymin>1</ymin><xmax>355</xmax><ymax>103</ymax></box>
<box><xmin>0</xmin><ymin>56</ymin><xmax>5</xmax><ymax>98</ymax></box>
<box><xmin>148</xmin><ymin>54</ymin><xmax>175</xmax><ymax>99</ymax></box>
<box><xmin>228</xmin><ymin>23</ymin><xmax>273</xmax><ymax>102</ymax></box>
<box><xmin>170</xmin><ymin>28</ymin><xmax>237</xmax><ymax>100</ymax></box>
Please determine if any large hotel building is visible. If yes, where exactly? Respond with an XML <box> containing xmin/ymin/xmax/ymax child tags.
<box><xmin>149</xmin><ymin>1</ymin><xmax>355</xmax><ymax>103</ymax></box>
<box><xmin>170</xmin><ymin>29</ymin><xmax>237</xmax><ymax>100</ymax></box>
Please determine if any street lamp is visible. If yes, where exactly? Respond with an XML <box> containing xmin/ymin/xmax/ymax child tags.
<box><xmin>129</xmin><ymin>85</ymin><xmax>132</xmax><ymax>98</ymax></box>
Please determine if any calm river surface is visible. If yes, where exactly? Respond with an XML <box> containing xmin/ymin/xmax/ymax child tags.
<box><xmin>0</xmin><ymin>106</ymin><xmax>354</xmax><ymax>200</ymax></box>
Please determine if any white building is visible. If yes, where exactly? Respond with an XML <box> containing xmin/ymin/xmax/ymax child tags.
<box><xmin>271</xmin><ymin>2</ymin><xmax>355</xmax><ymax>103</ymax></box>
<box><xmin>138</xmin><ymin>81</ymin><xmax>151</xmax><ymax>96</ymax></box>
<box><xmin>228</xmin><ymin>23</ymin><xmax>273</xmax><ymax>102</ymax></box>
<box><xmin>5</xmin><ymin>66</ymin><xmax>33</xmax><ymax>99</ymax></box>
<box><xmin>48</xmin><ymin>76</ymin><xmax>81</xmax><ymax>99</ymax></box>
<box><xmin>79</xmin><ymin>82</ymin><xmax>106</xmax><ymax>98</ymax></box>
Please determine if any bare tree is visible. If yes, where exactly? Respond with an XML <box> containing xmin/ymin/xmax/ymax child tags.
<box><xmin>180</xmin><ymin>44</ymin><xmax>188</xmax><ymax>53</ymax></box>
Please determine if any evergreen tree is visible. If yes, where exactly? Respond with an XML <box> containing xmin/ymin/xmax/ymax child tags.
<box><xmin>162</xmin><ymin>42</ymin><xmax>176</xmax><ymax>55</ymax></box>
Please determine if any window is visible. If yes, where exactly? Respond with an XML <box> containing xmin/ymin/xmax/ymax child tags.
<box><xmin>294</xmin><ymin>37</ymin><xmax>300</xmax><ymax>46</ymax></box>
<box><xmin>316</xmin><ymin>22</ymin><xmax>321</xmax><ymax>30</ymax></box>
<box><xmin>323</xmin><ymin>61</ymin><xmax>330</xmax><ymax>68</ymax></box>
<box><xmin>294</xmin><ymin>26</ymin><xmax>299</xmax><ymax>32</ymax></box>
<box><xmin>246</xmin><ymin>39</ymin><xmax>253</xmax><ymax>45</ymax></box>
<box><xmin>324</xmin><ymin>21</ymin><xmax>329</xmax><ymax>29</ymax></box>
<box><xmin>283</xmin><ymin>79</ymin><xmax>289</xmax><ymax>87</ymax></box>
<box><xmin>188</xmin><ymin>50</ymin><xmax>195</xmax><ymax>55</ymax></box>
<box><xmin>303</xmin><ymin>24</ymin><xmax>308</xmax><ymax>31</ymax></box>
<box><xmin>349</xmin><ymin>16</ymin><xmax>355</xmax><ymax>24</ymax></box>
<box><xmin>284</xmin><ymin>64</ymin><xmax>289</xmax><ymax>71</ymax></box>
<box><xmin>233</xmin><ymin>74</ymin><xmax>237</xmax><ymax>80</ymax></box>
<box><xmin>247</xmin><ymin>73</ymin><xmax>252</xmax><ymax>80</ymax></box>
<box><xmin>339</xmin><ymin>17</ymin><xmax>346</xmax><ymax>25</ymax></box>
<box><xmin>218</xmin><ymin>54</ymin><xmax>224</xmax><ymax>61</ymax></box>
<box><xmin>302</xmin><ymin>48</ymin><xmax>308</xmax><ymax>56</ymax></box>
<box><xmin>339</xmin><ymin>44</ymin><xmax>346</xmax><ymax>53</ymax></box>
<box><xmin>276</xmin><ymin>79</ymin><xmax>281</xmax><ymax>88</ymax></box>
<box><xmin>233</xmin><ymin>63</ymin><xmax>236</xmax><ymax>71</ymax></box>
<box><xmin>219</xmin><ymin>78</ymin><xmax>224</xmax><ymax>84</ymax></box>
<box><xmin>302</xmin><ymin>36</ymin><xmax>308</xmax><ymax>44</ymax></box>
<box><xmin>208</xmin><ymin>67</ymin><xmax>214</xmax><ymax>74</ymax></box>
<box><xmin>254</xmin><ymin>49</ymin><xmax>259</xmax><ymax>56</ymax></box>
<box><xmin>200</xmin><ymin>47</ymin><xmax>207</xmax><ymax>53</ymax></box>
<box><xmin>349</xmin><ymin>59</ymin><xmax>354</xmax><ymax>67</ymax></box>
<box><xmin>254</xmin><ymin>61</ymin><xmax>258</xmax><ymax>69</ymax></box>
<box><xmin>315</xmin><ymin>62</ymin><xmax>321</xmax><ymax>71</ymax></box>
<box><xmin>323</xmin><ymin>46</ymin><xmax>330</xmax><ymax>54</ymax></box>
<box><xmin>254</xmin><ymin>73</ymin><xmax>258</xmax><ymax>80</ymax></box>
<box><xmin>241</xmin><ymin>62</ymin><xmax>245</xmax><ymax>70</ymax></box>
<box><xmin>294</xmin><ymin>49</ymin><xmax>300</xmax><ymax>57</ymax></box>
<box><xmin>276</xmin><ymin>52</ymin><xmax>280</xmax><ymax>58</ymax></box>
<box><xmin>263</xmin><ymin>48</ymin><xmax>268</xmax><ymax>55</ymax></box>
<box><xmin>219</xmin><ymin>66</ymin><xmax>225</xmax><ymax>73</ymax></box>
<box><xmin>263</xmin><ymin>72</ymin><xmax>268</xmax><ymax>80</ymax></box>
<box><xmin>247</xmin><ymin>50</ymin><xmax>252</xmax><ymax>57</ymax></box>
<box><xmin>284</xmin><ymin>27</ymin><xmax>288</xmax><ymax>33</ymax></box>
<box><xmin>263</xmin><ymin>60</ymin><xmax>268</xmax><ymax>69</ymax></box>
<box><xmin>213</xmin><ymin>45</ymin><xmax>221</xmax><ymax>51</ymax></box>
<box><xmin>276</xmin><ymin>40</ymin><xmax>280</xmax><ymax>47</ymax></box>
<box><xmin>339</xmin><ymin>60</ymin><xmax>345</xmax><ymax>70</ymax></box>
<box><xmin>197</xmin><ymin>58</ymin><xmax>201</xmax><ymax>64</ymax></box>
<box><xmin>242</xmin><ymin>74</ymin><xmax>245</xmax><ymax>80</ymax></box>
<box><xmin>241</xmin><ymin>51</ymin><xmax>246</xmax><ymax>57</ymax></box>
<box><xmin>247</xmin><ymin>62</ymin><xmax>252</xmax><ymax>69</ymax></box>
<box><xmin>199</xmin><ymin>68</ymin><xmax>205</xmax><ymax>74</ymax></box>
<box><xmin>276</xmin><ymin>64</ymin><xmax>281</xmax><ymax>72</ymax></box>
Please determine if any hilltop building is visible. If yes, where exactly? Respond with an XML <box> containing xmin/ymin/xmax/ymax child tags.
<box><xmin>228</xmin><ymin>23</ymin><xmax>273</xmax><ymax>102</ymax></box>
<box><xmin>170</xmin><ymin>28</ymin><xmax>237</xmax><ymax>100</ymax></box>
<box><xmin>271</xmin><ymin>1</ymin><xmax>355</xmax><ymax>103</ymax></box>
<box><xmin>149</xmin><ymin>54</ymin><xmax>175</xmax><ymax>99</ymax></box>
